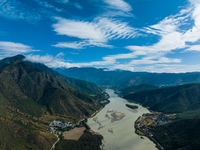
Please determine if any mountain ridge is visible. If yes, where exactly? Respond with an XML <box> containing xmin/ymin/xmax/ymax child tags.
<box><xmin>0</xmin><ymin>55</ymin><xmax>106</xmax><ymax>150</ymax></box>
<box><xmin>123</xmin><ymin>83</ymin><xmax>200</xmax><ymax>114</ymax></box>
<box><xmin>57</xmin><ymin>67</ymin><xmax>200</xmax><ymax>89</ymax></box>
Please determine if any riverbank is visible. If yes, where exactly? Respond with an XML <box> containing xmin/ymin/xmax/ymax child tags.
<box><xmin>134</xmin><ymin>112</ymin><xmax>177</xmax><ymax>150</ymax></box>
<box><xmin>88</xmin><ymin>89</ymin><xmax>158</xmax><ymax>150</ymax></box>
<box><xmin>135</xmin><ymin>117</ymin><xmax>164</xmax><ymax>150</ymax></box>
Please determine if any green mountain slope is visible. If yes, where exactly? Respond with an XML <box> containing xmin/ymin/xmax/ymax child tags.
<box><xmin>0</xmin><ymin>118</ymin><xmax>56</xmax><ymax>150</ymax></box>
<box><xmin>123</xmin><ymin>83</ymin><xmax>200</xmax><ymax>114</ymax></box>
<box><xmin>0</xmin><ymin>55</ymin><xmax>105</xmax><ymax>150</ymax></box>
<box><xmin>30</xmin><ymin>63</ymin><xmax>103</xmax><ymax>95</ymax></box>
<box><xmin>122</xmin><ymin>83</ymin><xmax>200</xmax><ymax>150</ymax></box>
<box><xmin>119</xmin><ymin>84</ymin><xmax>158</xmax><ymax>96</ymax></box>
<box><xmin>152</xmin><ymin>119</ymin><xmax>200</xmax><ymax>150</ymax></box>
<box><xmin>0</xmin><ymin>59</ymin><xmax>101</xmax><ymax>117</ymax></box>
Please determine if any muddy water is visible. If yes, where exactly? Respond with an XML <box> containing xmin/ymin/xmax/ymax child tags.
<box><xmin>88</xmin><ymin>89</ymin><xmax>158</xmax><ymax>150</ymax></box>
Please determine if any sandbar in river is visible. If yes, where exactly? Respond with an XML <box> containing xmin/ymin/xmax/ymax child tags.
<box><xmin>88</xmin><ymin>89</ymin><xmax>158</xmax><ymax>150</ymax></box>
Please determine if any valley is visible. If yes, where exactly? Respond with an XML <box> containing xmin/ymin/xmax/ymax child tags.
<box><xmin>2</xmin><ymin>0</ymin><xmax>200</xmax><ymax>149</ymax></box>
<box><xmin>88</xmin><ymin>89</ymin><xmax>158</xmax><ymax>150</ymax></box>
<box><xmin>1</xmin><ymin>55</ymin><xmax>200</xmax><ymax>150</ymax></box>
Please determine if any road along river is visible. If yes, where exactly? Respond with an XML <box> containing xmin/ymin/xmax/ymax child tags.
<box><xmin>88</xmin><ymin>89</ymin><xmax>158</xmax><ymax>150</ymax></box>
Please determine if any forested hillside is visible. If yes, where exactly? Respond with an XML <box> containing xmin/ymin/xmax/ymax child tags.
<box><xmin>0</xmin><ymin>55</ymin><xmax>105</xmax><ymax>150</ymax></box>
<box><xmin>121</xmin><ymin>83</ymin><xmax>200</xmax><ymax>150</ymax></box>
<box><xmin>123</xmin><ymin>83</ymin><xmax>200</xmax><ymax>114</ymax></box>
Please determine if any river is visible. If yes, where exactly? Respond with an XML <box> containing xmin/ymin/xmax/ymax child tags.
<box><xmin>88</xmin><ymin>89</ymin><xmax>158</xmax><ymax>150</ymax></box>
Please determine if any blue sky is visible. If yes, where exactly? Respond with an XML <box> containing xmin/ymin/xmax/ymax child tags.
<box><xmin>1</xmin><ymin>0</ymin><xmax>200</xmax><ymax>73</ymax></box>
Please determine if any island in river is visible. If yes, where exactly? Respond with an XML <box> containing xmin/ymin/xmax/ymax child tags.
<box><xmin>88</xmin><ymin>89</ymin><xmax>158</xmax><ymax>150</ymax></box>
<box><xmin>126</xmin><ymin>104</ymin><xmax>139</xmax><ymax>109</ymax></box>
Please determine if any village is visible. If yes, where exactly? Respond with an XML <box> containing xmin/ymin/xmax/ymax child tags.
<box><xmin>135</xmin><ymin>112</ymin><xmax>176</xmax><ymax>136</ymax></box>
<box><xmin>48</xmin><ymin>118</ymin><xmax>86</xmax><ymax>134</ymax></box>
<box><xmin>135</xmin><ymin>112</ymin><xmax>177</xmax><ymax>150</ymax></box>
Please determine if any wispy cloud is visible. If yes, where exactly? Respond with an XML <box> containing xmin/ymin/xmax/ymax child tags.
<box><xmin>121</xmin><ymin>0</ymin><xmax>200</xmax><ymax>69</ymax></box>
<box><xmin>53</xmin><ymin>41</ymin><xmax>86</xmax><ymax>49</ymax></box>
<box><xmin>37</xmin><ymin>0</ymin><xmax>62</xmax><ymax>12</ymax></box>
<box><xmin>0</xmin><ymin>0</ymin><xmax>65</xmax><ymax>22</ymax></box>
<box><xmin>0</xmin><ymin>0</ymin><xmax>41</xmax><ymax>22</ymax></box>
<box><xmin>25</xmin><ymin>53</ymin><xmax>80</xmax><ymax>68</ymax></box>
<box><xmin>52</xmin><ymin>17</ymin><xmax>137</xmax><ymax>49</ymax></box>
<box><xmin>53</xmin><ymin>40</ymin><xmax>113</xmax><ymax>49</ymax></box>
<box><xmin>129</xmin><ymin>57</ymin><xmax>181</xmax><ymax>65</ymax></box>
<box><xmin>52</xmin><ymin>0</ymin><xmax>200</xmax><ymax>72</ymax></box>
<box><xmin>129</xmin><ymin>64</ymin><xmax>200</xmax><ymax>73</ymax></box>
<box><xmin>53</xmin><ymin>17</ymin><xmax>106</xmax><ymax>42</ymax></box>
<box><xmin>70</xmin><ymin>51</ymin><xmax>181</xmax><ymax>71</ymax></box>
<box><xmin>0</xmin><ymin>41</ymin><xmax>39</xmax><ymax>54</ymax></box>
<box><xmin>103</xmin><ymin>0</ymin><xmax>132</xmax><ymax>12</ymax></box>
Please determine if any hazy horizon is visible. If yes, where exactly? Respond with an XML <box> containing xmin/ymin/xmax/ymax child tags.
<box><xmin>1</xmin><ymin>0</ymin><xmax>200</xmax><ymax>73</ymax></box>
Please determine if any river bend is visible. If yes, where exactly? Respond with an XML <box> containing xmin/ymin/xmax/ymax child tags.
<box><xmin>88</xmin><ymin>89</ymin><xmax>157</xmax><ymax>150</ymax></box>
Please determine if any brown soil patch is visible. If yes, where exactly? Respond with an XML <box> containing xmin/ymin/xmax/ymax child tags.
<box><xmin>63</xmin><ymin>127</ymin><xmax>86</xmax><ymax>141</ymax></box>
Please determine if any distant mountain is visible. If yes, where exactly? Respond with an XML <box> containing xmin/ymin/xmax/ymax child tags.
<box><xmin>0</xmin><ymin>55</ymin><xmax>105</xmax><ymax>150</ymax></box>
<box><xmin>118</xmin><ymin>84</ymin><xmax>158</xmax><ymax>96</ymax></box>
<box><xmin>123</xmin><ymin>83</ymin><xmax>200</xmax><ymax>114</ymax></box>
<box><xmin>56</xmin><ymin>67</ymin><xmax>200</xmax><ymax>89</ymax></box>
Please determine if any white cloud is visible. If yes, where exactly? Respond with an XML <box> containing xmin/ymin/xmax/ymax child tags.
<box><xmin>126</xmin><ymin>31</ymin><xmax>185</xmax><ymax>54</ymax></box>
<box><xmin>108</xmin><ymin>63</ymin><xmax>200</xmax><ymax>73</ymax></box>
<box><xmin>53</xmin><ymin>41</ymin><xmax>86</xmax><ymax>49</ymax></box>
<box><xmin>52</xmin><ymin>17</ymin><xmax>137</xmax><ymax>49</ymax></box>
<box><xmin>49</xmin><ymin>0</ymin><xmax>200</xmax><ymax>72</ymax></box>
<box><xmin>74</xmin><ymin>52</ymin><xmax>181</xmax><ymax>71</ymax></box>
<box><xmin>24</xmin><ymin>53</ymin><xmax>198</xmax><ymax>73</ymax></box>
<box><xmin>53</xmin><ymin>40</ymin><xmax>113</xmax><ymax>49</ymax></box>
<box><xmin>73</xmin><ymin>52</ymin><xmax>138</xmax><ymax>68</ymax></box>
<box><xmin>25</xmin><ymin>54</ymin><xmax>80</xmax><ymax>68</ymax></box>
<box><xmin>129</xmin><ymin>57</ymin><xmax>181</xmax><ymax>65</ymax></box>
<box><xmin>53</xmin><ymin>17</ymin><xmax>106</xmax><ymax>42</ymax></box>
<box><xmin>185</xmin><ymin>45</ymin><xmax>200</xmax><ymax>51</ymax></box>
<box><xmin>25</xmin><ymin>54</ymin><xmax>55</xmax><ymax>63</ymax></box>
<box><xmin>103</xmin><ymin>0</ymin><xmax>132</xmax><ymax>12</ymax></box>
<box><xmin>123</xmin><ymin>0</ymin><xmax>200</xmax><ymax>69</ymax></box>
<box><xmin>0</xmin><ymin>41</ymin><xmax>39</xmax><ymax>54</ymax></box>
<box><xmin>133</xmin><ymin>64</ymin><xmax>200</xmax><ymax>73</ymax></box>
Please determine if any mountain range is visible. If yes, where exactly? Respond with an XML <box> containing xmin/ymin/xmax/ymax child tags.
<box><xmin>122</xmin><ymin>83</ymin><xmax>200</xmax><ymax>114</ymax></box>
<box><xmin>2</xmin><ymin>55</ymin><xmax>200</xmax><ymax>150</ymax></box>
<box><xmin>56</xmin><ymin>67</ymin><xmax>200</xmax><ymax>89</ymax></box>
<box><xmin>0</xmin><ymin>55</ymin><xmax>105</xmax><ymax>150</ymax></box>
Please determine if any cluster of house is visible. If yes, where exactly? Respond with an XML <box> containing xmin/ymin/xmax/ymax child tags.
<box><xmin>135</xmin><ymin>112</ymin><xmax>166</xmax><ymax>150</ymax></box>
<box><xmin>153</xmin><ymin>114</ymin><xmax>169</xmax><ymax>125</ymax></box>
<box><xmin>48</xmin><ymin>118</ymin><xmax>86</xmax><ymax>133</ymax></box>
<box><xmin>136</xmin><ymin>112</ymin><xmax>174</xmax><ymax>137</ymax></box>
